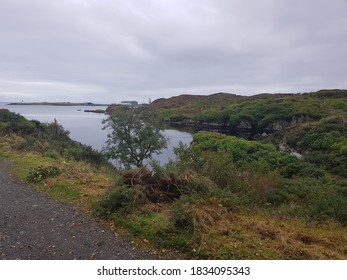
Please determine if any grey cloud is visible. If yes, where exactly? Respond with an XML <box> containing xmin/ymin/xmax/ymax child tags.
<box><xmin>0</xmin><ymin>0</ymin><xmax>347</xmax><ymax>103</ymax></box>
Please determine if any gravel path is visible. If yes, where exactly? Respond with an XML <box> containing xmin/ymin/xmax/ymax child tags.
<box><xmin>0</xmin><ymin>160</ymin><xmax>154</xmax><ymax>260</ymax></box>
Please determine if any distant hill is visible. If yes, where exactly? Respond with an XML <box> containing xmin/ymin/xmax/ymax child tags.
<box><xmin>306</xmin><ymin>89</ymin><xmax>347</xmax><ymax>98</ymax></box>
<box><xmin>149</xmin><ymin>92</ymin><xmax>246</xmax><ymax>110</ymax></box>
<box><xmin>148</xmin><ymin>91</ymin><xmax>302</xmax><ymax>115</ymax></box>
<box><xmin>151</xmin><ymin>89</ymin><xmax>346</xmax><ymax>116</ymax></box>
<box><xmin>141</xmin><ymin>91</ymin><xmax>299</xmax><ymax>119</ymax></box>
<box><xmin>107</xmin><ymin>92</ymin><xmax>249</xmax><ymax>116</ymax></box>
<box><xmin>107</xmin><ymin>89</ymin><xmax>347</xmax><ymax>120</ymax></box>
<box><xmin>150</xmin><ymin>91</ymin><xmax>300</xmax><ymax>107</ymax></box>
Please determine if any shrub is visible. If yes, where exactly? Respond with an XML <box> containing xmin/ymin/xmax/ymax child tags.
<box><xmin>170</xmin><ymin>196</ymin><xmax>227</xmax><ymax>233</ymax></box>
<box><xmin>184</xmin><ymin>177</ymin><xmax>215</xmax><ymax>195</ymax></box>
<box><xmin>305</xmin><ymin>152</ymin><xmax>347</xmax><ymax>178</ymax></box>
<box><xmin>192</xmin><ymin>131</ymin><xmax>296</xmax><ymax>173</ymax></box>
<box><xmin>43</xmin><ymin>150</ymin><xmax>60</xmax><ymax>160</ymax></box>
<box><xmin>200</xmin><ymin>151</ymin><xmax>241</xmax><ymax>191</ymax></box>
<box><xmin>98</xmin><ymin>185</ymin><xmax>136</xmax><ymax>215</ymax></box>
<box><xmin>280</xmin><ymin>162</ymin><xmax>301</xmax><ymax>178</ymax></box>
<box><xmin>212</xmin><ymin>189</ymin><xmax>254</xmax><ymax>211</ymax></box>
<box><xmin>123</xmin><ymin>164</ymin><xmax>185</xmax><ymax>203</ymax></box>
<box><xmin>340</xmin><ymin>145</ymin><xmax>347</xmax><ymax>156</ymax></box>
<box><xmin>307</xmin><ymin>195</ymin><xmax>347</xmax><ymax>225</ymax></box>
<box><xmin>0</xmin><ymin>109</ymin><xmax>39</xmax><ymax>135</ymax></box>
<box><xmin>17</xmin><ymin>137</ymin><xmax>38</xmax><ymax>151</ymax></box>
<box><xmin>266</xmin><ymin>178</ymin><xmax>347</xmax><ymax>225</ymax></box>
<box><xmin>266</xmin><ymin>180</ymin><xmax>308</xmax><ymax>205</ymax></box>
<box><xmin>27</xmin><ymin>165</ymin><xmax>61</xmax><ymax>183</ymax></box>
<box><xmin>297</xmin><ymin>164</ymin><xmax>326</xmax><ymax>178</ymax></box>
<box><xmin>195</xmin><ymin>109</ymin><xmax>226</xmax><ymax>123</ymax></box>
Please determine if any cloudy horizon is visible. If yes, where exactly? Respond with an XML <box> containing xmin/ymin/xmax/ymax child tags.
<box><xmin>1</xmin><ymin>0</ymin><xmax>347</xmax><ymax>103</ymax></box>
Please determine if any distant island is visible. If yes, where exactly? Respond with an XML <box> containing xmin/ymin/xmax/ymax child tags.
<box><xmin>8</xmin><ymin>102</ymin><xmax>110</xmax><ymax>106</ymax></box>
<box><xmin>83</xmin><ymin>109</ymin><xmax>106</xmax><ymax>113</ymax></box>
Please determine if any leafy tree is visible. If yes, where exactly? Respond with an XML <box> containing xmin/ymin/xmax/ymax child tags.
<box><xmin>102</xmin><ymin>107</ymin><xmax>167</xmax><ymax>168</ymax></box>
<box><xmin>47</xmin><ymin>118</ymin><xmax>70</xmax><ymax>141</ymax></box>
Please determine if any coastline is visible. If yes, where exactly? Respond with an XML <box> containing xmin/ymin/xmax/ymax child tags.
<box><xmin>7</xmin><ymin>102</ymin><xmax>110</xmax><ymax>106</ymax></box>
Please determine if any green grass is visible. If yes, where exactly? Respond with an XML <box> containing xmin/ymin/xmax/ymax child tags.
<box><xmin>45</xmin><ymin>182</ymin><xmax>82</xmax><ymax>201</ymax></box>
<box><xmin>0</xmin><ymin>136</ymin><xmax>113</xmax><ymax>211</ymax></box>
<box><xmin>105</xmin><ymin>204</ymin><xmax>347</xmax><ymax>259</ymax></box>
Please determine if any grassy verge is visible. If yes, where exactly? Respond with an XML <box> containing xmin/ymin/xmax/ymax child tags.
<box><xmin>101</xmin><ymin>202</ymin><xmax>347</xmax><ymax>260</ymax></box>
<box><xmin>0</xmin><ymin>136</ymin><xmax>114</xmax><ymax>211</ymax></box>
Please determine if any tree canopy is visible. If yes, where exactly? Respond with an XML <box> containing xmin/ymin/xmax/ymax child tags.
<box><xmin>102</xmin><ymin>107</ymin><xmax>167</xmax><ymax>168</ymax></box>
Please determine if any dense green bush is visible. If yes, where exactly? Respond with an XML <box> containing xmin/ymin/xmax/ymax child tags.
<box><xmin>98</xmin><ymin>185</ymin><xmax>136</xmax><ymax>215</ymax></box>
<box><xmin>340</xmin><ymin>145</ymin><xmax>347</xmax><ymax>155</ymax></box>
<box><xmin>175</xmin><ymin>131</ymin><xmax>346</xmax><ymax>224</ymax></box>
<box><xmin>193</xmin><ymin>93</ymin><xmax>347</xmax><ymax>130</ymax></box>
<box><xmin>27</xmin><ymin>165</ymin><xmax>61</xmax><ymax>183</ymax></box>
<box><xmin>192</xmin><ymin>131</ymin><xmax>294</xmax><ymax>172</ymax></box>
<box><xmin>0</xmin><ymin>109</ymin><xmax>38</xmax><ymax>135</ymax></box>
<box><xmin>300</xmin><ymin>131</ymin><xmax>343</xmax><ymax>150</ymax></box>
<box><xmin>307</xmin><ymin>195</ymin><xmax>347</xmax><ymax>225</ymax></box>
<box><xmin>282</xmin><ymin>115</ymin><xmax>347</xmax><ymax>178</ymax></box>
<box><xmin>267</xmin><ymin>179</ymin><xmax>315</xmax><ymax>205</ymax></box>
<box><xmin>311</xmin><ymin>89</ymin><xmax>347</xmax><ymax>99</ymax></box>
<box><xmin>266</xmin><ymin>178</ymin><xmax>347</xmax><ymax>225</ymax></box>
<box><xmin>195</xmin><ymin>109</ymin><xmax>228</xmax><ymax>123</ymax></box>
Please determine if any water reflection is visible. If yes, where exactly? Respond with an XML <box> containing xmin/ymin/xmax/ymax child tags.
<box><xmin>0</xmin><ymin>104</ymin><xmax>192</xmax><ymax>165</ymax></box>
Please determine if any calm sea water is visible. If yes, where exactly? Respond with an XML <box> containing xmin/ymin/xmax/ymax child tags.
<box><xmin>0</xmin><ymin>103</ymin><xmax>192</xmax><ymax>165</ymax></box>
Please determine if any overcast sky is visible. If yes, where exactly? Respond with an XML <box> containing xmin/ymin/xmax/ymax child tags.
<box><xmin>1</xmin><ymin>0</ymin><xmax>347</xmax><ymax>103</ymax></box>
